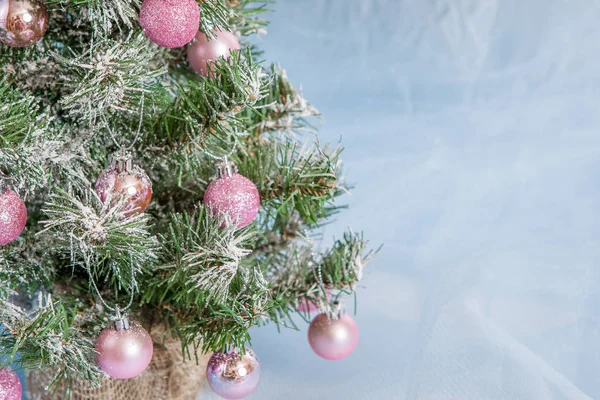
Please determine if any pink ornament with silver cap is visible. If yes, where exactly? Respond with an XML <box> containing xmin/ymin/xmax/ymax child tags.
<box><xmin>96</xmin><ymin>309</ymin><xmax>153</xmax><ymax>380</ymax></box>
<box><xmin>206</xmin><ymin>347</ymin><xmax>261</xmax><ymax>400</ymax></box>
<box><xmin>204</xmin><ymin>158</ymin><xmax>260</xmax><ymax>229</ymax></box>
<box><xmin>94</xmin><ymin>153</ymin><xmax>153</xmax><ymax>217</ymax></box>
<box><xmin>187</xmin><ymin>29</ymin><xmax>241</xmax><ymax>77</ymax></box>
<box><xmin>308</xmin><ymin>301</ymin><xmax>359</xmax><ymax>361</ymax></box>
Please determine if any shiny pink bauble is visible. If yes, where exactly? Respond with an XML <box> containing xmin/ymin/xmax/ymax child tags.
<box><xmin>0</xmin><ymin>367</ymin><xmax>22</xmax><ymax>400</ymax></box>
<box><xmin>139</xmin><ymin>0</ymin><xmax>200</xmax><ymax>48</ymax></box>
<box><xmin>96</xmin><ymin>322</ymin><xmax>153</xmax><ymax>379</ymax></box>
<box><xmin>0</xmin><ymin>189</ymin><xmax>27</xmax><ymax>246</ymax></box>
<box><xmin>0</xmin><ymin>0</ymin><xmax>49</xmax><ymax>48</ymax></box>
<box><xmin>187</xmin><ymin>30</ymin><xmax>240</xmax><ymax>76</ymax></box>
<box><xmin>204</xmin><ymin>173</ymin><xmax>260</xmax><ymax>228</ymax></box>
<box><xmin>94</xmin><ymin>166</ymin><xmax>153</xmax><ymax>216</ymax></box>
<box><xmin>308</xmin><ymin>313</ymin><xmax>359</xmax><ymax>361</ymax></box>
<box><xmin>207</xmin><ymin>348</ymin><xmax>261</xmax><ymax>400</ymax></box>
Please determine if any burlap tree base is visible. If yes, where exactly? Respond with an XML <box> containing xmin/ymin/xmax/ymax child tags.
<box><xmin>26</xmin><ymin>327</ymin><xmax>211</xmax><ymax>400</ymax></box>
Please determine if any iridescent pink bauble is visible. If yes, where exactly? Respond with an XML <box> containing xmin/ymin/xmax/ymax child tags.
<box><xmin>204</xmin><ymin>173</ymin><xmax>260</xmax><ymax>228</ymax></box>
<box><xmin>96</xmin><ymin>322</ymin><xmax>153</xmax><ymax>379</ymax></box>
<box><xmin>0</xmin><ymin>367</ymin><xmax>22</xmax><ymax>400</ymax></box>
<box><xmin>0</xmin><ymin>0</ymin><xmax>49</xmax><ymax>48</ymax></box>
<box><xmin>187</xmin><ymin>30</ymin><xmax>240</xmax><ymax>76</ymax></box>
<box><xmin>207</xmin><ymin>348</ymin><xmax>261</xmax><ymax>400</ymax></box>
<box><xmin>139</xmin><ymin>0</ymin><xmax>200</xmax><ymax>48</ymax></box>
<box><xmin>0</xmin><ymin>189</ymin><xmax>27</xmax><ymax>246</ymax></box>
<box><xmin>308</xmin><ymin>313</ymin><xmax>359</xmax><ymax>361</ymax></box>
<box><xmin>94</xmin><ymin>166</ymin><xmax>153</xmax><ymax>216</ymax></box>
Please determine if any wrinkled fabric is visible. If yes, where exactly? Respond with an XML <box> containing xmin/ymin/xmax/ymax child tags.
<box><xmin>227</xmin><ymin>1</ymin><xmax>600</xmax><ymax>399</ymax></box>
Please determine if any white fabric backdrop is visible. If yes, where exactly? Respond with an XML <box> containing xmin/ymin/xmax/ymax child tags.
<box><xmin>202</xmin><ymin>0</ymin><xmax>600</xmax><ymax>399</ymax></box>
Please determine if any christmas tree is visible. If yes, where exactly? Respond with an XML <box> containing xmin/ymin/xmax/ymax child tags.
<box><xmin>0</xmin><ymin>0</ymin><xmax>375</xmax><ymax>398</ymax></box>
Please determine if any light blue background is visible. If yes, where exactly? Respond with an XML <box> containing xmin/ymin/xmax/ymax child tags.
<box><xmin>202</xmin><ymin>0</ymin><xmax>600</xmax><ymax>399</ymax></box>
<box><xmin>14</xmin><ymin>0</ymin><xmax>599</xmax><ymax>398</ymax></box>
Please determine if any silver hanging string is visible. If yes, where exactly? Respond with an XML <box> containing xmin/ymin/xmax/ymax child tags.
<box><xmin>203</xmin><ymin>142</ymin><xmax>238</xmax><ymax>161</ymax></box>
<box><xmin>104</xmin><ymin>92</ymin><xmax>146</xmax><ymax>152</ymax></box>
<box><xmin>201</xmin><ymin>126</ymin><xmax>240</xmax><ymax>161</ymax></box>
<box><xmin>87</xmin><ymin>264</ymin><xmax>136</xmax><ymax>315</ymax></box>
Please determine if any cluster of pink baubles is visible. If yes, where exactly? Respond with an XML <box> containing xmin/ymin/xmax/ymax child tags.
<box><xmin>139</xmin><ymin>0</ymin><xmax>241</xmax><ymax>77</ymax></box>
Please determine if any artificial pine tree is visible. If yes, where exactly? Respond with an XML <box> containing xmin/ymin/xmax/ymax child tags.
<box><xmin>0</xmin><ymin>0</ymin><xmax>375</xmax><ymax>398</ymax></box>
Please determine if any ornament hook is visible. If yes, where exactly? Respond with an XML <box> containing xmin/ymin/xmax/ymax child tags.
<box><xmin>112</xmin><ymin>306</ymin><xmax>130</xmax><ymax>331</ymax></box>
<box><xmin>109</xmin><ymin>149</ymin><xmax>133</xmax><ymax>173</ymax></box>
<box><xmin>215</xmin><ymin>157</ymin><xmax>238</xmax><ymax>179</ymax></box>
<box><xmin>331</xmin><ymin>300</ymin><xmax>345</xmax><ymax>319</ymax></box>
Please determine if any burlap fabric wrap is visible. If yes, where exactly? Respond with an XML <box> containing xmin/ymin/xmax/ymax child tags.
<box><xmin>26</xmin><ymin>325</ymin><xmax>211</xmax><ymax>400</ymax></box>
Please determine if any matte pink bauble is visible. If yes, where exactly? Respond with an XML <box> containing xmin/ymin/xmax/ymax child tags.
<box><xmin>207</xmin><ymin>348</ymin><xmax>261</xmax><ymax>400</ymax></box>
<box><xmin>139</xmin><ymin>0</ymin><xmax>200</xmax><ymax>48</ymax></box>
<box><xmin>0</xmin><ymin>367</ymin><xmax>22</xmax><ymax>400</ymax></box>
<box><xmin>187</xmin><ymin>30</ymin><xmax>240</xmax><ymax>76</ymax></box>
<box><xmin>204</xmin><ymin>173</ymin><xmax>260</xmax><ymax>228</ymax></box>
<box><xmin>308</xmin><ymin>313</ymin><xmax>359</xmax><ymax>361</ymax></box>
<box><xmin>94</xmin><ymin>165</ymin><xmax>153</xmax><ymax>216</ymax></box>
<box><xmin>0</xmin><ymin>189</ymin><xmax>27</xmax><ymax>246</ymax></box>
<box><xmin>96</xmin><ymin>322</ymin><xmax>153</xmax><ymax>379</ymax></box>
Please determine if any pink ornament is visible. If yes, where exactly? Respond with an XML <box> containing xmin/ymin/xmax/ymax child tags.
<box><xmin>0</xmin><ymin>367</ymin><xmax>22</xmax><ymax>400</ymax></box>
<box><xmin>298</xmin><ymin>289</ymin><xmax>331</xmax><ymax>313</ymax></box>
<box><xmin>0</xmin><ymin>0</ymin><xmax>49</xmax><ymax>48</ymax></box>
<box><xmin>187</xmin><ymin>30</ymin><xmax>240</xmax><ymax>76</ymax></box>
<box><xmin>0</xmin><ymin>189</ymin><xmax>27</xmax><ymax>246</ymax></box>
<box><xmin>207</xmin><ymin>348</ymin><xmax>261</xmax><ymax>400</ymax></box>
<box><xmin>94</xmin><ymin>164</ymin><xmax>153</xmax><ymax>217</ymax></box>
<box><xmin>140</xmin><ymin>0</ymin><xmax>200</xmax><ymax>48</ymax></box>
<box><xmin>308</xmin><ymin>313</ymin><xmax>359</xmax><ymax>361</ymax></box>
<box><xmin>204</xmin><ymin>167</ymin><xmax>260</xmax><ymax>228</ymax></box>
<box><xmin>96</xmin><ymin>321</ymin><xmax>153</xmax><ymax>379</ymax></box>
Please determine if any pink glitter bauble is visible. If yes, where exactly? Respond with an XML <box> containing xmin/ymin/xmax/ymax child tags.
<box><xmin>139</xmin><ymin>0</ymin><xmax>200</xmax><ymax>48</ymax></box>
<box><xmin>94</xmin><ymin>166</ymin><xmax>153</xmax><ymax>216</ymax></box>
<box><xmin>207</xmin><ymin>348</ymin><xmax>261</xmax><ymax>400</ymax></box>
<box><xmin>0</xmin><ymin>367</ymin><xmax>22</xmax><ymax>400</ymax></box>
<box><xmin>96</xmin><ymin>322</ymin><xmax>153</xmax><ymax>380</ymax></box>
<box><xmin>0</xmin><ymin>189</ymin><xmax>27</xmax><ymax>246</ymax></box>
<box><xmin>187</xmin><ymin>30</ymin><xmax>240</xmax><ymax>76</ymax></box>
<box><xmin>308</xmin><ymin>313</ymin><xmax>359</xmax><ymax>361</ymax></box>
<box><xmin>204</xmin><ymin>173</ymin><xmax>260</xmax><ymax>228</ymax></box>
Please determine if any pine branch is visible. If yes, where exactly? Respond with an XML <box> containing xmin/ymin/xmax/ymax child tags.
<box><xmin>0</xmin><ymin>295</ymin><xmax>101</xmax><ymax>389</ymax></box>
<box><xmin>0</xmin><ymin>130</ymin><xmax>81</xmax><ymax>196</ymax></box>
<box><xmin>150</xmin><ymin>50</ymin><xmax>267</xmax><ymax>150</ymax></box>
<box><xmin>228</xmin><ymin>0</ymin><xmax>272</xmax><ymax>37</ymax></box>
<box><xmin>260</xmin><ymin>230</ymin><xmax>376</xmax><ymax>325</ymax></box>
<box><xmin>45</xmin><ymin>0</ymin><xmax>143</xmax><ymax>35</ymax></box>
<box><xmin>54</xmin><ymin>33</ymin><xmax>169</xmax><ymax>125</ymax></box>
<box><xmin>142</xmin><ymin>206</ymin><xmax>271</xmax><ymax>353</ymax></box>
<box><xmin>146</xmin><ymin>206</ymin><xmax>258</xmax><ymax>305</ymax></box>
<box><xmin>239</xmin><ymin>139</ymin><xmax>343</xmax><ymax>226</ymax></box>
<box><xmin>0</xmin><ymin>242</ymin><xmax>56</xmax><ymax>300</ymax></box>
<box><xmin>199</xmin><ymin>0</ymin><xmax>233</xmax><ymax>36</ymax></box>
<box><xmin>40</xmin><ymin>188</ymin><xmax>159</xmax><ymax>291</ymax></box>
<box><xmin>0</xmin><ymin>81</ymin><xmax>50</xmax><ymax>146</ymax></box>
<box><xmin>246</xmin><ymin>65</ymin><xmax>320</xmax><ymax>135</ymax></box>
<box><xmin>158</xmin><ymin>262</ymin><xmax>269</xmax><ymax>355</ymax></box>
